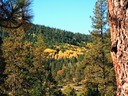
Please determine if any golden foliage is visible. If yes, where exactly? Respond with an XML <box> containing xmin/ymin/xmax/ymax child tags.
<box><xmin>44</xmin><ymin>43</ymin><xmax>86</xmax><ymax>59</ymax></box>
<box><xmin>57</xmin><ymin>70</ymin><xmax>63</xmax><ymax>75</ymax></box>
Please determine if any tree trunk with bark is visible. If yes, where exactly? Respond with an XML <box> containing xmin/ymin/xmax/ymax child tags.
<box><xmin>108</xmin><ymin>0</ymin><xmax>128</xmax><ymax>95</ymax></box>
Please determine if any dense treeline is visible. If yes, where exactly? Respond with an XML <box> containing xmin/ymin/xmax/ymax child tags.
<box><xmin>26</xmin><ymin>24</ymin><xmax>92</xmax><ymax>47</ymax></box>
<box><xmin>0</xmin><ymin>24</ymin><xmax>92</xmax><ymax>47</ymax></box>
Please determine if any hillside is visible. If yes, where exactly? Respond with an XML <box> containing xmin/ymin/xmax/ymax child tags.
<box><xmin>25</xmin><ymin>24</ymin><xmax>91</xmax><ymax>60</ymax></box>
<box><xmin>26</xmin><ymin>24</ymin><xmax>92</xmax><ymax>47</ymax></box>
<box><xmin>44</xmin><ymin>43</ymin><xmax>86</xmax><ymax>59</ymax></box>
<box><xmin>0</xmin><ymin>0</ymin><xmax>117</xmax><ymax>95</ymax></box>
<box><xmin>0</xmin><ymin>24</ymin><xmax>116</xmax><ymax>96</ymax></box>
<box><xmin>0</xmin><ymin>24</ymin><xmax>90</xmax><ymax>60</ymax></box>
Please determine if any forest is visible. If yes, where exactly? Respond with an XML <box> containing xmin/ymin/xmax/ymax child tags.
<box><xmin>1</xmin><ymin>0</ymin><xmax>128</xmax><ymax>96</ymax></box>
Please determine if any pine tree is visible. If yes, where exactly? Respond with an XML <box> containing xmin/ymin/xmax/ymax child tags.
<box><xmin>84</xmin><ymin>0</ymin><xmax>116</xmax><ymax>95</ymax></box>
<box><xmin>108</xmin><ymin>0</ymin><xmax>128</xmax><ymax>95</ymax></box>
<box><xmin>0</xmin><ymin>0</ymin><xmax>32</xmax><ymax>29</ymax></box>
<box><xmin>30</xmin><ymin>33</ymin><xmax>47</xmax><ymax>95</ymax></box>
<box><xmin>2</xmin><ymin>28</ymin><xmax>29</xmax><ymax>95</ymax></box>
<box><xmin>0</xmin><ymin>36</ymin><xmax>6</xmax><ymax>95</ymax></box>
<box><xmin>1</xmin><ymin>28</ymin><xmax>52</xmax><ymax>95</ymax></box>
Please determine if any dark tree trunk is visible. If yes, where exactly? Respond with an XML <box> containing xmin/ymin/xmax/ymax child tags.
<box><xmin>108</xmin><ymin>0</ymin><xmax>128</xmax><ymax>95</ymax></box>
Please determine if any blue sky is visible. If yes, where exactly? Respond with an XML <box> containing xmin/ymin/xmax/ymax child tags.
<box><xmin>32</xmin><ymin>0</ymin><xmax>96</xmax><ymax>34</ymax></box>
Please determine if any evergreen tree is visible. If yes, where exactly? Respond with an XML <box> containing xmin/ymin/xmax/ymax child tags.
<box><xmin>0</xmin><ymin>0</ymin><xmax>32</xmax><ymax>29</ymax></box>
<box><xmin>32</xmin><ymin>33</ymin><xmax>59</xmax><ymax>95</ymax></box>
<box><xmin>1</xmin><ymin>27</ymin><xmax>61</xmax><ymax>95</ymax></box>
<box><xmin>108</xmin><ymin>0</ymin><xmax>128</xmax><ymax>95</ymax></box>
<box><xmin>0</xmin><ymin>36</ymin><xmax>6</xmax><ymax>95</ymax></box>
<box><xmin>0</xmin><ymin>0</ymin><xmax>32</xmax><ymax>92</ymax></box>
<box><xmin>2</xmin><ymin>28</ymin><xmax>29</xmax><ymax>95</ymax></box>
<box><xmin>84</xmin><ymin>0</ymin><xmax>116</xmax><ymax>95</ymax></box>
